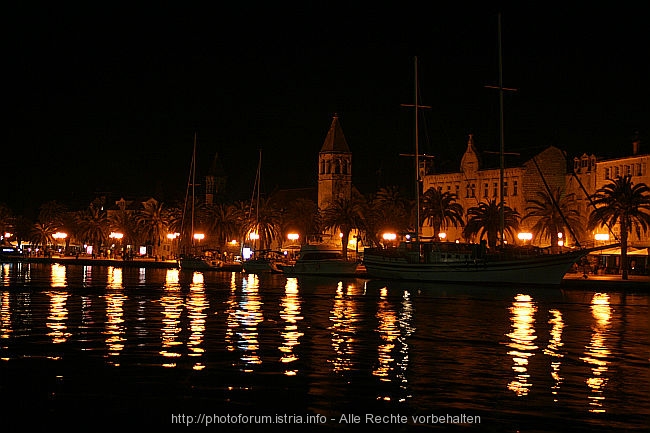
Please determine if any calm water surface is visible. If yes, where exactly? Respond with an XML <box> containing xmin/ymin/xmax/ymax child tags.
<box><xmin>1</xmin><ymin>262</ymin><xmax>648</xmax><ymax>432</ymax></box>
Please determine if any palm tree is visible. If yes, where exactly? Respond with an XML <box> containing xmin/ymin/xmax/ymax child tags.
<box><xmin>463</xmin><ymin>198</ymin><xmax>520</xmax><ymax>249</ymax></box>
<box><xmin>203</xmin><ymin>202</ymin><xmax>242</xmax><ymax>249</ymax></box>
<box><xmin>244</xmin><ymin>196</ymin><xmax>282</xmax><ymax>251</ymax></box>
<box><xmin>320</xmin><ymin>195</ymin><xmax>365</xmax><ymax>259</ymax></box>
<box><xmin>30</xmin><ymin>221</ymin><xmax>58</xmax><ymax>254</ymax></box>
<box><xmin>358</xmin><ymin>186</ymin><xmax>413</xmax><ymax>248</ymax></box>
<box><xmin>38</xmin><ymin>200</ymin><xmax>68</xmax><ymax>227</ymax></box>
<box><xmin>522</xmin><ymin>187</ymin><xmax>583</xmax><ymax>248</ymax></box>
<box><xmin>420</xmin><ymin>187</ymin><xmax>465</xmax><ymax>239</ymax></box>
<box><xmin>588</xmin><ymin>175</ymin><xmax>650</xmax><ymax>280</ymax></box>
<box><xmin>108</xmin><ymin>208</ymin><xmax>139</xmax><ymax>257</ymax></box>
<box><xmin>75</xmin><ymin>203</ymin><xmax>110</xmax><ymax>255</ymax></box>
<box><xmin>137</xmin><ymin>199</ymin><xmax>169</xmax><ymax>258</ymax></box>
<box><xmin>281</xmin><ymin>197</ymin><xmax>320</xmax><ymax>246</ymax></box>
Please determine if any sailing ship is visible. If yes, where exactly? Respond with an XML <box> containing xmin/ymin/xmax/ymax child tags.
<box><xmin>363</xmin><ymin>43</ymin><xmax>617</xmax><ymax>285</ymax></box>
<box><xmin>241</xmin><ymin>150</ymin><xmax>286</xmax><ymax>274</ymax></box>
<box><xmin>178</xmin><ymin>134</ymin><xmax>232</xmax><ymax>271</ymax></box>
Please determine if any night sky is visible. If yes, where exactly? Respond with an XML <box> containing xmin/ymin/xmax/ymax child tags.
<box><xmin>5</xmin><ymin>4</ymin><xmax>649</xmax><ymax>215</ymax></box>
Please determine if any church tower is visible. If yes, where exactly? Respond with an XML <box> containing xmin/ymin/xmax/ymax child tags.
<box><xmin>318</xmin><ymin>114</ymin><xmax>352</xmax><ymax>210</ymax></box>
<box><xmin>204</xmin><ymin>152</ymin><xmax>227</xmax><ymax>205</ymax></box>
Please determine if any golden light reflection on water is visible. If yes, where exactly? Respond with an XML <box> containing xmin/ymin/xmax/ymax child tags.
<box><xmin>372</xmin><ymin>286</ymin><xmax>415</xmax><ymax>403</ymax></box>
<box><xmin>160</xmin><ymin>274</ymin><xmax>183</xmax><ymax>368</ymax></box>
<box><xmin>107</xmin><ymin>266</ymin><xmax>123</xmax><ymax>290</ymax></box>
<box><xmin>373</xmin><ymin>286</ymin><xmax>398</xmax><ymax>381</ymax></box>
<box><xmin>1</xmin><ymin>291</ymin><xmax>11</xmax><ymax>340</ymax></box>
<box><xmin>543</xmin><ymin>309</ymin><xmax>565</xmax><ymax>401</ymax></box>
<box><xmin>51</xmin><ymin>263</ymin><xmax>67</xmax><ymax>288</ymax></box>
<box><xmin>329</xmin><ymin>281</ymin><xmax>362</xmax><ymax>373</ymax></box>
<box><xmin>506</xmin><ymin>294</ymin><xmax>538</xmax><ymax>396</ymax></box>
<box><xmin>225</xmin><ymin>273</ymin><xmax>263</xmax><ymax>372</ymax></box>
<box><xmin>2</xmin><ymin>264</ymin><xmax>10</xmax><ymax>286</ymax></box>
<box><xmin>82</xmin><ymin>266</ymin><xmax>92</xmax><ymax>286</ymax></box>
<box><xmin>279</xmin><ymin>277</ymin><xmax>303</xmax><ymax>376</ymax></box>
<box><xmin>187</xmin><ymin>272</ymin><xmax>208</xmax><ymax>371</ymax></box>
<box><xmin>47</xmin><ymin>291</ymin><xmax>71</xmax><ymax>344</ymax></box>
<box><xmin>104</xmin><ymin>288</ymin><xmax>126</xmax><ymax>365</ymax></box>
<box><xmin>580</xmin><ymin>292</ymin><xmax>612</xmax><ymax>413</ymax></box>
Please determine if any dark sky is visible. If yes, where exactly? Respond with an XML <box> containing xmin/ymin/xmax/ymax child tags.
<box><xmin>5</xmin><ymin>4</ymin><xmax>649</xmax><ymax>215</ymax></box>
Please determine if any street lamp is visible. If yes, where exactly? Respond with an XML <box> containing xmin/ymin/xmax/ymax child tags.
<box><xmin>52</xmin><ymin>232</ymin><xmax>67</xmax><ymax>254</ymax></box>
<box><xmin>110</xmin><ymin>232</ymin><xmax>124</xmax><ymax>258</ymax></box>
<box><xmin>167</xmin><ymin>233</ymin><xmax>180</xmax><ymax>258</ymax></box>
<box><xmin>518</xmin><ymin>232</ymin><xmax>532</xmax><ymax>244</ymax></box>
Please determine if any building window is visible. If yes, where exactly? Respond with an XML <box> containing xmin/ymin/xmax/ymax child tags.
<box><xmin>625</xmin><ymin>165</ymin><xmax>631</xmax><ymax>176</ymax></box>
<box><xmin>503</xmin><ymin>181</ymin><xmax>508</xmax><ymax>197</ymax></box>
<box><xmin>484</xmin><ymin>183</ymin><xmax>488</xmax><ymax>197</ymax></box>
<box><xmin>471</xmin><ymin>183</ymin><xmax>476</xmax><ymax>198</ymax></box>
<box><xmin>493</xmin><ymin>182</ymin><xmax>498</xmax><ymax>197</ymax></box>
<box><xmin>513</xmin><ymin>180</ymin><xmax>518</xmax><ymax>196</ymax></box>
<box><xmin>614</xmin><ymin>166</ymin><xmax>620</xmax><ymax>177</ymax></box>
<box><xmin>466</xmin><ymin>184</ymin><xmax>470</xmax><ymax>198</ymax></box>
<box><xmin>605</xmin><ymin>168</ymin><xmax>610</xmax><ymax>179</ymax></box>
<box><xmin>636</xmin><ymin>163</ymin><xmax>643</xmax><ymax>176</ymax></box>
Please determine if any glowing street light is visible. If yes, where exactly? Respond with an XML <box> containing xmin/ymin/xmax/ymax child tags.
<box><xmin>52</xmin><ymin>232</ymin><xmax>68</xmax><ymax>240</ymax></box>
<box><xmin>52</xmin><ymin>232</ymin><xmax>67</xmax><ymax>254</ymax></box>
<box><xmin>287</xmin><ymin>233</ymin><xmax>299</xmax><ymax>241</ymax></box>
<box><xmin>518</xmin><ymin>232</ymin><xmax>533</xmax><ymax>243</ymax></box>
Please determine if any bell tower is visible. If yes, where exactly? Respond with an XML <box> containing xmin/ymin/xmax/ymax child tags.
<box><xmin>318</xmin><ymin>114</ymin><xmax>352</xmax><ymax>210</ymax></box>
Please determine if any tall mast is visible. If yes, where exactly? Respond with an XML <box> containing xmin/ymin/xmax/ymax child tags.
<box><xmin>485</xmin><ymin>13</ymin><xmax>517</xmax><ymax>246</ymax></box>
<box><xmin>191</xmin><ymin>132</ymin><xmax>197</xmax><ymax>248</ymax></box>
<box><xmin>414</xmin><ymin>57</ymin><xmax>420</xmax><ymax>240</ymax></box>
<box><xmin>498</xmin><ymin>13</ymin><xmax>504</xmax><ymax>246</ymax></box>
<box><xmin>401</xmin><ymin>56</ymin><xmax>430</xmax><ymax>241</ymax></box>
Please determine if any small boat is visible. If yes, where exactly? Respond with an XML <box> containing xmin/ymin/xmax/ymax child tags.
<box><xmin>281</xmin><ymin>244</ymin><xmax>359</xmax><ymax>276</ymax></box>
<box><xmin>0</xmin><ymin>245</ymin><xmax>23</xmax><ymax>262</ymax></box>
<box><xmin>179</xmin><ymin>253</ymin><xmax>224</xmax><ymax>270</ymax></box>
<box><xmin>242</xmin><ymin>250</ymin><xmax>285</xmax><ymax>274</ymax></box>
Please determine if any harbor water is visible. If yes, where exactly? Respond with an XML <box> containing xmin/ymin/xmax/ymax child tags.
<box><xmin>1</xmin><ymin>262</ymin><xmax>648</xmax><ymax>432</ymax></box>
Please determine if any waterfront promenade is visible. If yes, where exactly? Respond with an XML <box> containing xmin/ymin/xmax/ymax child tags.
<box><xmin>3</xmin><ymin>255</ymin><xmax>648</xmax><ymax>290</ymax></box>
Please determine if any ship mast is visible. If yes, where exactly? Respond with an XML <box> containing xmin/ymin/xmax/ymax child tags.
<box><xmin>401</xmin><ymin>56</ymin><xmax>430</xmax><ymax>242</ymax></box>
<box><xmin>485</xmin><ymin>13</ymin><xmax>517</xmax><ymax>246</ymax></box>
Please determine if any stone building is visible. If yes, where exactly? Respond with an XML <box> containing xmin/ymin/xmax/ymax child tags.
<box><xmin>318</xmin><ymin>113</ymin><xmax>353</xmax><ymax>210</ymax></box>
<box><xmin>567</xmin><ymin>138</ymin><xmax>650</xmax><ymax>248</ymax></box>
<box><xmin>421</xmin><ymin>134</ymin><xmax>567</xmax><ymax>247</ymax></box>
